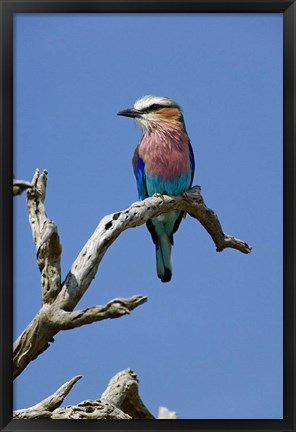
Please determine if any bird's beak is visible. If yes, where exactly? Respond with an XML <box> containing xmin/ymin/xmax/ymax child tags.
<box><xmin>117</xmin><ymin>108</ymin><xmax>141</xmax><ymax>118</ymax></box>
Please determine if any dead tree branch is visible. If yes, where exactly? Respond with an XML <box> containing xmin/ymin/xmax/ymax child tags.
<box><xmin>14</xmin><ymin>375</ymin><xmax>82</xmax><ymax>419</ymax></box>
<box><xmin>13</xmin><ymin>169</ymin><xmax>251</xmax><ymax>381</ymax></box>
<box><xmin>51</xmin><ymin>400</ymin><xmax>132</xmax><ymax>420</ymax></box>
<box><xmin>101</xmin><ymin>368</ymin><xmax>154</xmax><ymax>419</ymax></box>
<box><xmin>13</xmin><ymin>295</ymin><xmax>147</xmax><ymax>379</ymax></box>
<box><xmin>13</xmin><ymin>178</ymin><xmax>34</xmax><ymax>196</ymax></box>
<box><xmin>13</xmin><ymin>369</ymin><xmax>153</xmax><ymax>420</ymax></box>
<box><xmin>13</xmin><ymin>170</ymin><xmax>147</xmax><ymax>379</ymax></box>
<box><xmin>26</xmin><ymin>169</ymin><xmax>62</xmax><ymax>304</ymax></box>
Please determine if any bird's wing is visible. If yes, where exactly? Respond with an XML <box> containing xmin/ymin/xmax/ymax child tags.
<box><xmin>132</xmin><ymin>145</ymin><xmax>148</xmax><ymax>200</ymax></box>
<box><xmin>188</xmin><ymin>140</ymin><xmax>195</xmax><ymax>186</ymax></box>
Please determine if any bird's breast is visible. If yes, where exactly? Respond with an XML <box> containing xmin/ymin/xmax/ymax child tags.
<box><xmin>139</xmin><ymin>130</ymin><xmax>190</xmax><ymax>180</ymax></box>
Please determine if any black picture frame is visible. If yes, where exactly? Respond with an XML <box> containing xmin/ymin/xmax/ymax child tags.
<box><xmin>1</xmin><ymin>1</ymin><xmax>295</xmax><ymax>431</ymax></box>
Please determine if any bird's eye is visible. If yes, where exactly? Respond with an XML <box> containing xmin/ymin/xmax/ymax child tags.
<box><xmin>141</xmin><ymin>103</ymin><xmax>163</xmax><ymax>114</ymax></box>
<box><xmin>150</xmin><ymin>104</ymin><xmax>161</xmax><ymax>111</ymax></box>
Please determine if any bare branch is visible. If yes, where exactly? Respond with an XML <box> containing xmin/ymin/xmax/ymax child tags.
<box><xmin>13</xmin><ymin>409</ymin><xmax>53</xmax><ymax>419</ymax></box>
<box><xmin>56</xmin><ymin>186</ymin><xmax>251</xmax><ymax>312</ymax></box>
<box><xmin>13</xmin><ymin>295</ymin><xmax>147</xmax><ymax>379</ymax></box>
<box><xmin>181</xmin><ymin>186</ymin><xmax>251</xmax><ymax>253</ymax></box>
<box><xmin>49</xmin><ymin>295</ymin><xmax>148</xmax><ymax>329</ymax></box>
<box><xmin>13</xmin><ymin>309</ymin><xmax>56</xmax><ymax>379</ymax></box>
<box><xmin>13</xmin><ymin>370</ymin><xmax>152</xmax><ymax>420</ymax></box>
<box><xmin>13</xmin><ymin>375</ymin><xmax>82</xmax><ymax>418</ymax></box>
<box><xmin>13</xmin><ymin>170</ymin><xmax>251</xmax><ymax>380</ymax></box>
<box><xmin>13</xmin><ymin>374</ymin><xmax>132</xmax><ymax>419</ymax></box>
<box><xmin>13</xmin><ymin>170</ymin><xmax>41</xmax><ymax>196</ymax></box>
<box><xmin>51</xmin><ymin>400</ymin><xmax>132</xmax><ymax>419</ymax></box>
<box><xmin>101</xmin><ymin>368</ymin><xmax>154</xmax><ymax>419</ymax></box>
<box><xmin>13</xmin><ymin>179</ymin><xmax>34</xmax><ymax>196</ymax></box>
<box><xmin>26</xmin><ymin>169</ymin><xmax>62</xmax><ymax>304</ymax></box>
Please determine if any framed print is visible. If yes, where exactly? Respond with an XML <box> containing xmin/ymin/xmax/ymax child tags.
<box><xmin>1</xmin><ymin>0</ymin><xmax>295</xmax><ymax>431</ymax></box>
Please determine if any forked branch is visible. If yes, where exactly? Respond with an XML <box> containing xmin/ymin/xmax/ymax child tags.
<box><xmin>13</xmin><ymin>169</ymin><xmax>251</xmax><ymax>381</ymax></box>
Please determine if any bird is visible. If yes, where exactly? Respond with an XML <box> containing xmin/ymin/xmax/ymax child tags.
<box><xmin>117</xmin><ymin>95</ymin><xmax>195</xmax><ymax>282</ymax></box>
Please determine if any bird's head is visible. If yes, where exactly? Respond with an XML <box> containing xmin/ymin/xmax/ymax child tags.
<box><xmin>117</xmin><ymin>95</ymin><xmax>185</xmax><ymax>134</ymax></box>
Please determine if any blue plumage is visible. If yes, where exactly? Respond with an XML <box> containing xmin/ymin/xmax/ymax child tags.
<box><xmin>118</xmin><ymin>95</ymin><xmax>195</xmax><ymax>282</ymax></box>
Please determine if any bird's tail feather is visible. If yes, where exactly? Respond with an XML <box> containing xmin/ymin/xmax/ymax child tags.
<box><xmin>156</xmin><ymin>233</ymin><xmax>172</xmax><ymax>283</ymax></box>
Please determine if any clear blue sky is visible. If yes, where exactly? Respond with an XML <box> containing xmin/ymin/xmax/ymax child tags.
<box><xmin>13</xmin><ymin>13</ymin><xmax>283</xmax><ymax>419</ymax></box>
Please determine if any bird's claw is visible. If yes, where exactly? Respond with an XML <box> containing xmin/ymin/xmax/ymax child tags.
<box><xmin>182</xmin><ymin>185</ymin><xmax>201</xmax><ymax>199</ymax></box>
<box><xmin>153</xmin><ymin>192</ymin><xmax>165</xmax><ymax>202</ymax></box>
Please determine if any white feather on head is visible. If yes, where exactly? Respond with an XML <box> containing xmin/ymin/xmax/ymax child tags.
<box><xmin>134</xmin><ymin>95</ymin><xmax>181</xmax><ymax>111</ymax></box>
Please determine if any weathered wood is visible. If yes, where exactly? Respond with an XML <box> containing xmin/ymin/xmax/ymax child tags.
<box><xmin>13</xmin><ymin>170</ymin><xmax>148</xmax><ymax>379</ymax></box>
<box><xmin>26</xmin><ymin>169</ymin><xmax>62</xmax><ymax>304</ymax></box>
<box><xmin>101</xmin><ymin>368</ymin><xmax>154</xmax><ymax>419</ymax></box>
<box><xmin>55</xmin><ymin>186</ymin><xmax>251</xmax><ymax>312</ymax></box>
<box><xmin>14</xmin><ymin>375</ymin><xmax>82</xmax><ymax>419</ymax></box>
<box><xmin>49</xmin><ymin>295</ymin><xmax>148</xmax><ymax>330</ymax></box>
<box><xmin>13</xmin><ymin>169</ymin><xmax>251</xmax><ymax>413</ymax></box>
<box><xmin>51</xmin><ymin>400</ymin><xmax>132</xmax><ymax>420</ymax></box>
<box><xmin>13</xmin><ymin>369</ymin><xmax>153</xmax><ymax>420</ymax></box>
<box><xmin>13</xmin><ymin>178</ymin><xmax>34</xmax><ymax>196</ymax></box>
<box><xmin>13</xmin><ymin>296</ymin><xmax>147</xmax><ymax>379</ymax></box>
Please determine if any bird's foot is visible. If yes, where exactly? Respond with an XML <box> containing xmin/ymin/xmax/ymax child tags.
<box><xmin>192</xmin><ymin>185</ymin><xmax>201</xmax><ymax>193</ymax></box>
<box><xmin>182</xmin><ymin>185</ymin><xmax>201</xmax><ymax>199</ymax></box>
<box><xmin>153</xmin><ymin>192</ymin><xmax>165</xmax><ymax>202</ymax></box>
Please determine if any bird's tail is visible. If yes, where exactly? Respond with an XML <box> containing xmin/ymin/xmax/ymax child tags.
<box><xmin>156</xmin><ymin>233</ymin><xmax>172</xmax><ymax>283</ymax></box>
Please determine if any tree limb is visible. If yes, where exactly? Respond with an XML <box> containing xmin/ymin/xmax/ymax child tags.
<box><xmin>13</xmin><ymin>178</ymin><xmax>34</xmax><ymax>196</ymax></box>
<box><xmin>14</xmin><ymin>375</ymin><xmax>82</xmax><ymax>418</ymax></box>
<box><xmin>49</xmin><ymin>295</ymin><xmax>148</xmax><ymax>329</ymax></box>
<box><xmin>101</xmin><ymin>368</ymin><xmax>154</xmax><ymax>419</ymax></box>
<box><xmin>13</xmin><ymin>369</ymin><xmax>153</xmax><ymax>420</ymax></box>
<box><xmin>26</xmin><ymin>169</ymin><xmax>62</xmax><ymax>305</ymax></box>
<box><xmin>13</xmin><ymin>295</ymin><xmax>147</xmax><ymax>379</ymax></box>
<box><xmin>55</xmin><ymin>185</ymin><xmax>251</xmax><ymax>312</ymax></box>
<box><xmin>13</xmin><ymin>170</ymin><xmax>251</xmax><ymax>380</ymax></box>
<box><xmin>51</xmin><ymin>400</ymin><xmax>132</xmax><ymax>419</ymax></box>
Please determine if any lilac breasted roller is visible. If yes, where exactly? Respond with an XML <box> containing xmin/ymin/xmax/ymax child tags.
<box><xmin>118</xmin><ymin>95</ymin><xmax>195</xmax><ymax>282</ymax></box>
